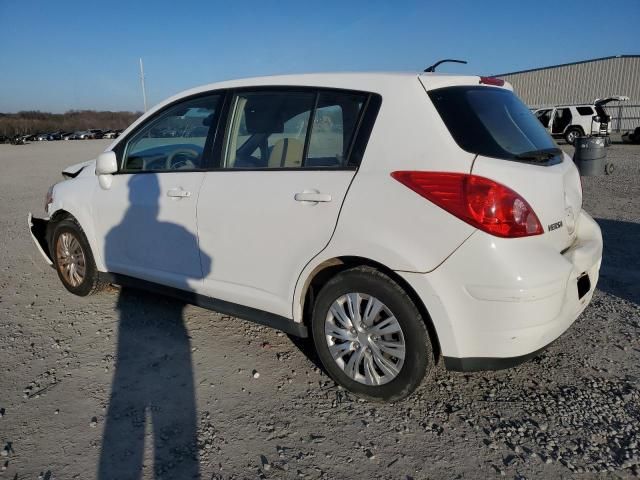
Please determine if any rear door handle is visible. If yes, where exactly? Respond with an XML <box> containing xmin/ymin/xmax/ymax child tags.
<box><xmin>167</xmin><ymin>187</ymin><xmax>191</xmax><ymax>198</ymax></box>
<box><xmin>294</xmin><ymin>191</ymin><xmax>332</xmax><ymax>203</ymax></box>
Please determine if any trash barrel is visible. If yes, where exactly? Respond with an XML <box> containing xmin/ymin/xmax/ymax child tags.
<box><xmin>573</xmin><ymin>136</ymin><xmax>612</xmax><ymax>176</ymax></box>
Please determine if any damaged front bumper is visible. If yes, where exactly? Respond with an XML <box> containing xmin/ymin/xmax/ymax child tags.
<box><xmin>28</xmin><ymin>213</ymin><xmax>53</xmax><ymax>265</ymax></box>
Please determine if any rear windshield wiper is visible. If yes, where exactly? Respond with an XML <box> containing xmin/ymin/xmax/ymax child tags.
<box><xmin>514</xmin><ymin>148</ymin><xmax>562</xmax><ymax>162</ymax></box>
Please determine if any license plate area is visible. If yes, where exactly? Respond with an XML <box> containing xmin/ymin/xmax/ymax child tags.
<box><xmin>577</xmin><ymin>273</ymin><xmax>591</xmax><ymax>299</ymax></box>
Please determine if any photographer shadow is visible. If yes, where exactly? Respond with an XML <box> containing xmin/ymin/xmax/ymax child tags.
<box><xmin>98</xmin><ymin>174</ymin><xmax>210</xmax><ymax>479</ymax></box>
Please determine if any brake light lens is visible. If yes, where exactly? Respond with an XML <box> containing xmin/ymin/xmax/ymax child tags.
<box><xmin>479</xmin><ymin>76</ymin><xmax>505</xmax><ymax>86</ymax></box>
<box><xmin>391</xmin><ymin>171</ymin><xmax>543</xmax><ymax>238</ymax></box>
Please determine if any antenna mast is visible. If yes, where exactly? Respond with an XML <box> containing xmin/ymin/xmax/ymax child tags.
<box><xmin>139</xmin><ymin>58</ymin><xmax>148</xmax><ymax>112</ymax></box>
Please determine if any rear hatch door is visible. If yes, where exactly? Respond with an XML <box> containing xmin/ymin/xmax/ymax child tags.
<box><xmin>426</xmin><ymin>82</ymin><xmax>582</xmax><ymax>251</ymax></box>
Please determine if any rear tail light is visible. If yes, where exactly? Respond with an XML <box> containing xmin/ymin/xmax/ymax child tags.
<box><xmin>391</xmin><ymin>171</ymin><xmax>543</xmax><ymax>238</ymax></box>
<box><xmin>479</xmin><ymin>76</ymin><xmax>505</xmax><ymax>86</ymax></box>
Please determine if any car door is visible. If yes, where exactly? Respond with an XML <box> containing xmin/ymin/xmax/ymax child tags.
<box><xmin>534</xmin><ymin>108</ymin><xmax>552</xmax><ymax>131</ymax></box>
<box><xmin>551</xmin><ymin>107</ymin><xmax>572</xmax><ymax>134</ymax></box>
<box><xmin>196</xmin><ymin>88</ymin><xmax>373</xmax><ymax>317</ymax></box>
<box><xmin>92</xmin><ymin>93</ymin><xmax>222</xmax><ymax>291</ymax></box>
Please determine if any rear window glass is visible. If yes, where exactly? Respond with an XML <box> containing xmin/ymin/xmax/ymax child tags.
<box><xmin>576</xmin><ymin>106</ymin><xmax>594</xmax><ymax>116</ymax></box>
<box><xmin>428</xmin><ymin>86</ymin><xmax>556</xmax><ymax>160</ymax></box>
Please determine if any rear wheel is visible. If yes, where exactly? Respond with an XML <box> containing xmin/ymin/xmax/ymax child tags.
<box><xmin>51</xmin><ymin>217</ymin><xmax>105</xmax><ymax>296</ymax></box>
<box><xmin>564</xmin><ymin>127</ymin><xmax>582</xmax><ymax>145</ymax></box>
<box><xmin>311</xmin><ymin>266</ymin><xmax>433</xmax><ymax>402</ymax></box>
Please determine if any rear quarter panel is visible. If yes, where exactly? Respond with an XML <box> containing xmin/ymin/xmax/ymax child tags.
<box><xmin>292</xmin><ymin>77</ymin><xmax>477</xmax><ymax>320</ymax></box>
<box><xmin>324</xmin><ymin>77</ymin><xmax>476</xmax><ymax>271</ymax></box>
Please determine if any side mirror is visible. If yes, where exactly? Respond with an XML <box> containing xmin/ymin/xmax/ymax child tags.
<box><xmin>96</xmin><ymin>151</ymin><xmax>118</xmax><ymax>175</ymax></box>
<box><xmin>96</xmin><ymin>151</ymin><xmax>118</xmax><ymax>189</ymax></box>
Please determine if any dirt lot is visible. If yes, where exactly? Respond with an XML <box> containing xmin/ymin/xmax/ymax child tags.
<box><xmin>0</xmin><ymin>140</ymin><xmax>639</xmax><ymax>479</ymax></box>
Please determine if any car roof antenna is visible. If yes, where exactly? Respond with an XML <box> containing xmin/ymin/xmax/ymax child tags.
<box><xmin>424</xmin><ymin>59</ymin><xmax>467</xmax><ymax>73</ymax></box>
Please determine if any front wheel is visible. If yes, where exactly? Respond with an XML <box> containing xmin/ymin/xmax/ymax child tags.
<box><xmin>311</xmin><ymin>266</ymin><xmax>434</xmax><ymax>402</ymax></box>
<box><xmin>50</xmin><ymin>217</ymin><xmax>105</xmax><ymax>296</ymax></box>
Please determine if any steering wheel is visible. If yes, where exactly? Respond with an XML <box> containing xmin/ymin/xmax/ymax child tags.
<box><xmin>166</xmin><ymin>148</ymin><xmax>199</xmax><ymax>170</ymax></box>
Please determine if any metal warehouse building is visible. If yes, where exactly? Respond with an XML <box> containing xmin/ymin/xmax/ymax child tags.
<box><xmin>496</xmin><ymin>55</ymin><xmax>640</xmax><ymax>131</ymax></box>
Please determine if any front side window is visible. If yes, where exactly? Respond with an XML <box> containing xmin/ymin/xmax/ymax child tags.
<box><xmin>223</xmin><ymin>90</ymin><xmax>366</xmax><ymax>169</ymax></box>
<box><xmin>122</xmin><ymin>94</ymin><xmax>220</xmax><ymax>172</ymax></box>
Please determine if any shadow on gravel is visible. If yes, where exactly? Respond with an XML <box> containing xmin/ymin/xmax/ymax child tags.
<box><xmin>287</xmin><ymin>334</ymin><xmax>327</xmax><ymax>374</ymax></box>
<box><xmin>98</xmin><ymin>174</ymin><xmax>210</xmax><ymax>479</ymax></box>
<box><xmin>595</xmin><ymin>218</ymin><xmax>640</xmax><ymax>305</ymax></box>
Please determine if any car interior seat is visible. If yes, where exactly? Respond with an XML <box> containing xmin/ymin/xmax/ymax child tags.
<box><xmin>268</xmin><ymin>137</ymin><xmax>304</xmax><ymax>168</ymax></box>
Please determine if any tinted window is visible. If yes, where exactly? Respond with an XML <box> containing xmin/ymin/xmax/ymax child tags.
<box><xmin>429</xmin><ymin>86</ymin><xmax>556</xmax><ymax>160</ymax></box>
<box><xmin>576</xmin><ymin>106</ymin><xmax>594</xmax><ymax>116</ymax></box>
<box><xmin>223</xmin><ymin>90</ymin><xmax>366</xmax><ymax>169</ymax></box>
<box><xmin>122</xmin><ymin>95</ymin><xmax>220</xmax><ymax>172</ymax></box>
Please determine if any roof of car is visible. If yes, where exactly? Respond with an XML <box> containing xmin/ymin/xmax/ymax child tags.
<box><xmin>166</xmin><ymin>71</ymin><xmax>492</xmax><ymax>102</ymax></box>
<box><xmin>108</xmin><ymin>71</ymin><xmax>510</xmax><ymax>150</ymax></box>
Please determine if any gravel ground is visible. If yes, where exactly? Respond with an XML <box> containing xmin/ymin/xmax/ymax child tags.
<box><xmin>0</xmin><ymin>140</ymin><xmax>638</xmax><ymax>479</ymax></box>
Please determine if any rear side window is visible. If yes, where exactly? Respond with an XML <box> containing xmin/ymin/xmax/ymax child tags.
<box><xmin>428</xmin><ymin>86</ymin><xmax>556</xmax><ymax>160</ymax></box>
<box><xmin>576</xmin><ymin>106</ymin><xmax>594</xmax><ymax>116</ymax></box>
<box><xmin>223</xmin><ymin>90</ymin><xmax>367</xmax><ymax>169</ymax></box>
<box><xmin>306</xmin><ymin>91</ymin><xmax>366</xmax><ymax>167</ymax></box>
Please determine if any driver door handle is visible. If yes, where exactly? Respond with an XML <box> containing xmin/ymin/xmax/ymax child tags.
<box><xmin>167</xmin><ymin>187</ymin><xmax>191</xmax><ymax>198</ymax></box>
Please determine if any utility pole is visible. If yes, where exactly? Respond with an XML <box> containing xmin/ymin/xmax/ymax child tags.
<box><xmin>139</xmin><ymin>58</ymin><xmax>148</xmax><ymax>113</ymax></box>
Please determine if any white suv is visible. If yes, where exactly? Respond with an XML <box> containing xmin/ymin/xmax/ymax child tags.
<box><xmin>533</xmin><ymin>96</ymin><xmax>628</xmax><ymax>145</ymax></box>
<box><xmin>29</xmin><ymin>72</ymin><xmax>603</xmax><ymax>401</ymax></box>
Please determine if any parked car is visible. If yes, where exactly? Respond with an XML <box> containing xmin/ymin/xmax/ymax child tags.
<box><xmin>89</xmin><ymin>129</ymin><xmax>104</xmax><ymax>139</ymax></box>
<box><xmin>35</xmin><ymin>133</ymin><xmax>51</xmax><ymax>141</ymax></box>
<box><xmin>533</xmin><ymin>96</ymin><xmax>629</xmax><ymax>145</ymax></box>
<box><xmin>622</xmin><ymin>126</ymin><xmax>640</xmax><ymax>144</ymax></box>
<box><xmin>72</xmin><ymin>131</ymin><xmax>92</xmax><ymax>140</ymax></box>
<box><xmin>62</xmin><ymin>132</ymin><xmax>75</xmax><ymax>140</ymax></box>
<box><xmin>29</xmin><ymin>72</ymin><xmax>603</xmax><ymax>401</ymax></box>
<box><xmin>102</xmin><ymin>130</ymin><xmax>123</xmax><ymax>139</ymax></box>
<box><xmin>48</xmin><ymin>132</ymin><xmax>63</xmax><ymax>141</ymax></box>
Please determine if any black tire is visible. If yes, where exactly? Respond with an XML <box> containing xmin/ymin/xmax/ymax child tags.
<box><xmin>50</xmin><ymin>217</ymin><xmax>106</xmax><ymax>296</ymax></box>
<box><xmin>605</xmin><ymin>163</ymin><xmax>615</xmax><ymax>175</ymax></box>
<box><xmin>311</xmin><ymin>266</ymin><xmax>434</xmax><ymax>402</ymax></box>
<box><xmin>564</xmin><ymin>127</ymin><xmax>583</xmax><ymax>145</ymax></box>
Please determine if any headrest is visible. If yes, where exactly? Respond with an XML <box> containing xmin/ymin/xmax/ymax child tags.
<box><xmin>245</xmin><ymin>98</ymin><xmax>284</xmax><ymax>134</ymax></box>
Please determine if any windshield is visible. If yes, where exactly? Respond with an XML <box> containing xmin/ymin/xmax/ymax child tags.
<box><xmin>428</xmin><ymin>86</ymin><xmax>557</xmax><ymax>160</ymax></box>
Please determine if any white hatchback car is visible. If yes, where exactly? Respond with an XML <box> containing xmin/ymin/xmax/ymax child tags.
<box><xmin>29</xmin><ymin>72</ymin><xmax>603</xmax><ymax>401</ymax></box>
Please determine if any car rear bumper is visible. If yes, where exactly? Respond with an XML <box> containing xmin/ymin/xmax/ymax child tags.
<box><xmin>28</xmin><ymin>213</ymin><xmax>53</xmax><ymax>265</ymax></box>
<box><xmin>398</xmin><ymin>210</ymin><xmax>603</xmax><ymax>369</ymax></box>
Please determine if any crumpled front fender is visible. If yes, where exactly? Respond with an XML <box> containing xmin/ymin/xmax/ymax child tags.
<box><xmin>28</xmin><ymin>213</ymin><xmax>53</xmax><ymax>266</ymax></box>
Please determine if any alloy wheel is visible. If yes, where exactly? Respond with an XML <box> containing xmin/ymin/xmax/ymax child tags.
<box><xmin>55</xmin><ymin>232</ymin><xmax>86</xmax><ymax>287</ymax></box>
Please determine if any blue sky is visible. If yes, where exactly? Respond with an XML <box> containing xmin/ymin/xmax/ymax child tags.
<box><xmin>1</xmin><ymin>0</ymin><xmax>638</xmax><ymax>113</ymax></box>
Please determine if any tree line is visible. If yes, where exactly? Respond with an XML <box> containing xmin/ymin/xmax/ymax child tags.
<box><xmin>0</xmin><ymin>110</ymin><xmax>142</xmax><ymax>137</ymax></box>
